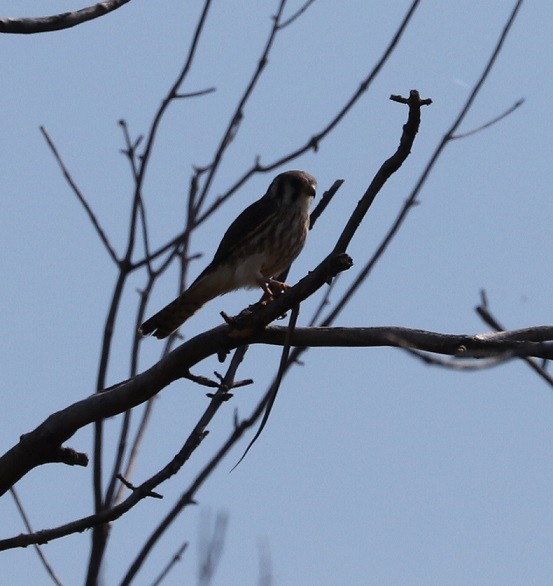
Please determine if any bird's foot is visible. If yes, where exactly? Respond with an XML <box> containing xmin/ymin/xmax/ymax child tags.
<box><xmin>264</xmin><ymin>279</ymin><xmax>290</xmax><ymax>298</ymax></box>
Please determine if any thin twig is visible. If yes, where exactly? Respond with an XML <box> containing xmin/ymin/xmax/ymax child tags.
<box><xmin>119</xmin><ymin>347</ymin><xmax>250</xmax><ymax>584</ymax></box>
<box><xmin>476</xmin><ymin>292</ymin><xmax>553</xmax><ymax>389</ymax></box>
<box><xmin>398</xmin><ymin>345</ymin><xmax>515</xmax><ymax>369</ymax></box>
<box><xmin>194</xmin><ymin>0</ymin><xmax>288</xmax><ymax>214</ymax></box>
<box><xmin>320</xmin><ymin>0</ymin><xmax>525</xmax><ymax>327</ymax></box>
<box><xmin>116</xmin><ymin>474</ymin><xmax>163</xmax><ymax>499</ymax></box>
<box><xmin>119</xmin><ymin>120</ymin><xmax>153</xmax><ymax>269</ymax></box>
<box><xmin>113</xmin><ymin>398</ymin><xmax>155</xmax><ymax>506</ymax></box>
<box><xmin>198</xmin><ymin>511</ymin><xmax>229</xmax><ymax>586</ymax></box>
<box><xmin>10</xmin><ymin>488</ymin><xmax>64</xmax><ymax>586</ymax></box>
<box><xmin>231</xmin><ymin>304</ymin><xmax>300</xmax><ymax>470</ymax></box>
<box><xmin>309</xmin><ymin>179</ymin><xmax>344</xmax><ymax>229</ymax></box>
<box><xmin>451</xmin><ymin>98</ymin><xmax>524</xmax><ymax>139</ymax></box>
<box><xmin>40</xmin><ymin>126</ymin><xmax>119</xmax><ymax>264</ymax></box>
<box><xmin>130</xmin><ymin>0</ymin><xmax>423</xmax><ymax>271</ymax></box>
<box><xmin>175</xmin><ymin>87</ymin><xmax>216</xmax><ymax>99</ymax></box>
<box><xmin>279</xmin><ymin>0</ymin><xmax>317</xmax><ymax>29</ymax></box>
<box><xmin>150</xmin><ymin>541</ymin><xmax>189</xmax><ymax>586</ymax></box>
<box><xmin>126</xmin><ymin>0</ymin><xmax>214</xmax><ymax>277</ymax></box>
<box><xmin>193</xmin><ymin>0</ymin><xmax>423</xmax><ymax>226</ymax></box>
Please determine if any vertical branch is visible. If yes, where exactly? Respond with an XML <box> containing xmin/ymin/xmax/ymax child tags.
<box><xmin>86</xmin><ymin>3</ymin><xmax>215</xmax><ymax>584</ymax></box>
<box><xmin>194</xmin><ymin>0</ymin><xmax>288</xmax><ymax>212</ymax></box>
<box><xmin>88</xmin><ymin>270</ymin><xmax>128</xmax><ymax>585</ymax></box>
<box><xmin>132</xmin><ymin>0</ymin><xmax>214</xmax><ymax>207</ymax></box>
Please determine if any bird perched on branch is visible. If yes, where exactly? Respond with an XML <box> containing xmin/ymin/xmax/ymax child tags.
<box><xmin>139</xmin><ymin>170</ymin><xmax>317</xmax><ymax>339</ymax></box>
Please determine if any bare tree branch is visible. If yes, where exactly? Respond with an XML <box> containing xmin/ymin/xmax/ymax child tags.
<box><xmin>333</xmin><ymin>90</ymin><xmax>431</xmax><ymax>255</ymax></box>
<box><xmin>119</xmin><ymin>348</ymin><xmax>250</xmax><ymax>583</ymax></box>
<box><xmin>193</xmin><ymin>0</ymin><xmax>289</xmax><ymax>214</ymax></box>
<box><xmin>476</xmin><ymin>292</ymin><xmax>553</xmax><ymax>389</ymax></box>
<box><xmin>231</xmin><ymin>304</ymin><xmax>300</xmax><ymax>470</ymax></box>
<box><xmin>395</xmin><ymin>345</ymin><xmax>515</xmax><ymax>370</ymax></box>
<box><xmin>2</xmin><ymin>4</ymin><xmax>533</xmax><ymax>584</ymax></box>
<box><xmin>198</xmin><ymin>511</ymin><xmax>229</xmax><ymax>586</ymax></box>
<box><xmin>1</xmin><ymin>321</ymin><xmax>552</xmax><ymax>506</ymax></box>
<box><xmin>86</xmin><ymin>3</ymin><xmax>215</xmax><ymax>581</ymax></box>
<box><xmin>451</xmin><ymin>98</ymin><xmax>525</xmax><ymax>140</ymax></box>
<box><xmin>130</xmin><ymin>0</ymin><xmax>423</xmax><ymax>271</ymax></box>
<box><xmin>319</xmin><ymin>0</ymin><xmax>524</xmax><ymax>328</ymax></box>
<box><xmin>309</xmin><ymin>179</ymin><xmax>344</xmax><ymax>229</ymax></box>
<box><xmin>174</xmin><ymin>87</ymin><xmax>216</xmax><ymax>99</ymax></box>
<box><xmin>0</xmin><ymin>321</ymin><xmax>550</xmax><ymax>554</ymax></box>
<box><xmin>9</xmin><ymin>488</ymin><xmax>64</xmax><ymax>585</ymax></box>
<box><xmin>40</xmin><ymin>126</ymin><xmax>119</xmax><ymax>265</ymax></box>
<box><xmin>279</xmin><ymin>0</ymin><xmax>318</xmax><ymax>29</ymax></box>
<box><xmin>0</xmin><ymin>0</ymin><xmax>132</xmax><ymax>34</ymax></box>
<box><xmin>256</xmin><ymin>325</ymin><xmax>553</xmax><ymax>358</ymax></box>
<box><xmin>151</xmin><ymin>541</ymin><xmax>189</xmax><ymax>586</ymax></box>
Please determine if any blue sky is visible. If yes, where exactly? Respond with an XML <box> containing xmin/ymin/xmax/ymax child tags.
<box><xmin>1</xmin><ymin>1</ymin><xmax>552</xmax><ymax>584</ymax></box>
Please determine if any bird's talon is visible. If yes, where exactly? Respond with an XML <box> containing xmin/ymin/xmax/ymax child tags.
<box><xmin>266</xmin><ymin>279</ymin><xmax>290</xmax><ymax>298</ymax></box>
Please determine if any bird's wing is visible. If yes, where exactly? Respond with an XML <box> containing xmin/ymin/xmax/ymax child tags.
<box><xmin>210</xmin><ymin>194</ymin><xmax>279</xmax><ymax>266</ymax></box>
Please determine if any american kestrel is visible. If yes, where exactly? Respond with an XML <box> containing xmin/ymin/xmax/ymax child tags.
<box><xmin>139</xmin><ymin>170</ymin><xmax>317</xmax><ymax>339</ymax></box>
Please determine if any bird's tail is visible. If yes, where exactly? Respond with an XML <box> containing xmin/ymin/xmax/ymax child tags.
<box><xmin>139</xmin><ymin>288</ymin><xmax>206</xmax><ymax>339</ymax></box>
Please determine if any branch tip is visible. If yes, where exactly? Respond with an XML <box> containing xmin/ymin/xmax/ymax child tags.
<box><xmin>390</xmin><ymin>90</ymin><xmax>432</xmax><ymax>106</ymax></box>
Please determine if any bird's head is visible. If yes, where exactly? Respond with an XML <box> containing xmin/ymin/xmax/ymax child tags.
<box><xmin>268</xmin><ymin>170</ymin><xmax>317</xmax><ymax>205</ymax></box>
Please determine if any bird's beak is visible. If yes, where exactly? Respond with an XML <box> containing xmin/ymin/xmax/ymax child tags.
<box><xmin>306</xmin><ymin>183</ymin><xmax>316</xmax><ymax>198</ymax></box>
